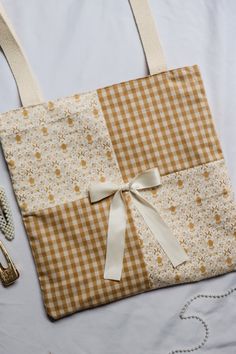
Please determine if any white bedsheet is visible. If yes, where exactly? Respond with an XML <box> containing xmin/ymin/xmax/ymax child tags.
<box><xmin>0</xmin><ymin>1</ymin><xmax>235</xmax><ymax>353</ymax></box>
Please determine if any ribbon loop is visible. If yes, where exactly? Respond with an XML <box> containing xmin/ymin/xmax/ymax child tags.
<box><xmin>89</xmin><ymin>168</ymin><xmax>188</xmax><ymax>281</ymax></box>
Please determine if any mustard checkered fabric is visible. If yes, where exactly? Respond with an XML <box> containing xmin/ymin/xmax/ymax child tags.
<box><xmin>23</xmin><ymin>195</ymin><xmax>149</xmax><ymax>319</ymax></box>
<box><xmin>98</xmin><ymin>65</ymin><xmax>223</xmax><ymax>181</ymax></box>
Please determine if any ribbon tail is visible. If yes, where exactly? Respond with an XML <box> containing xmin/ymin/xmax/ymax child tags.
<box><xmin>131</xmin><ymin>191</ymin><xmax>188</xmax><ymax>267</ymax></box>
<box><xmin>104</xmin><ymin>191</ymin><xmax>127</xmax><ymax>281</ymax></box>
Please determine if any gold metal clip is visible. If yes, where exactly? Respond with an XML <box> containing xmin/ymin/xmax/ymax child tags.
<box><xmin>0</xmin><ymin>240</ymin><xmax>19</xmax><ymax>286</ymax></box>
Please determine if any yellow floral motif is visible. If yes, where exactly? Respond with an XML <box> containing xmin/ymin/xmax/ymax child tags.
<box><xmin>28</xmin><ymin>177</ymin><xmax>35</xmax><ymax>186</ymax></box>
<box><xmin>48</xmin><ymin>194</ymin><xmax>55</xmax><ymax>203</ymax></box>
<box><xmin>60</xmin><ymin>143</ymin><xmax>67</xmax><ymax>152</ymax></box>
<box><xmin>22</xmin><ymin>109</ymin><xmax>28</xmax><ymax>118</ymax></box>
<box><xmin>55</xmin><ymin>169</ymin><xmax>61</xmax><ymax>177</ymax></box>
<box><xmin>169</xmin><ymin>205</ymin><xmax>176</xmax><ymax>214</ymax></box>
<box><xmin>86</xmin><ymin>135</ymin><xmax>93</xmax><ymax>144</ymax></box>
<box><xmin>8</xmin><ymin>160</ymin><xmax>15</xmax><ymax>169</ymax></box>
<box><xmin>203</xmin><ymin>171</ymin><xmax>210</xmax><ymax>179</ymax></box>
<box><xmin>214</xmin><ymin>214</ymin><xmax>221</xmax><ymax>224</ymax></box>
<box><xmin>200</xmin><ymin>265</ymin><xmax>206</xmax><ymax>273</ymax></box>
<box><xmin>175</xmin><ymin>274</ymin><xmax>181</xmax><ymax>282</ymax></box>
<box><xmin>99</xmin><ymin>176</ymin><xmax>106</xmax><ymax>183</ymax></box>
<box><xmin>223</xmin><ymin>188</ymin><xmax>228</xmax><ymax>198</ymax></box>
<box><xmin>207</xmin><ymin>239</ymin><xmax>214</xmax><ymax>248</ymax></box>
<box><xmin>67</xmin><ymin>117</ymin><xmax>74</xmax><ymax>126</ymax></box>
<box><xmin>21</xmin><ymin>202</ymin><xmax>28</xmax><ymax>212</ymax></box>
<box><xmin>80</xmin><ymin>160</ymin><xmax>87</xmax><ymax>168</ymax></box>
<box><xmin>41</xmin><ymin>127</ymin><xmax>48</xmax><ymax>136</ymax></box>
<box><xmin>15</xmin><ymin>134</ymin><xmax>22</xmax><ymax>144</ymax></box>
<box><xmin>106</xmin><ymin>151</ymin><xmax>112</xmax><ymax>160</ymax></box>
<box><xmin>188</xmin><ymin>222</ymin><xmax>195</xmax><ymax>231</ymax></box>
<box><xmin>34</xmin><ymin>152</ymin><xmax>42</xmax><ymax>161</ymax></box>
<box><xmin>93</xmin><ymin>107</ymin><xmax>99</xmax><ymax>117</ymax></box>
<box><xmin>195</xmin><ymin>196</ymin><xmax>202</xmax><ymax>205</ymax></box>
<box><xmin>74</xmin><ymin>94</ymin><xmax>80</xmax><ymax>101</ymax></box>
<box><xmin>74</xmin><ymin>185</ymin><xmax>80</xmax><ymax>193</ymax></box>
<box><xmin>47</xmin><ymin>101</ymin><xmax>54</xmax><ymax>111</ymax></box>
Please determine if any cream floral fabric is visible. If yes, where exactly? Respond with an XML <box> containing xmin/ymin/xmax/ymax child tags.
<box><xmin>130</xmin><ymin>159</ymin><xmax>236</xmax><ymax>288</ymax></box>
<box><xmin>0</xmin><ymin>92</ymin><xmax>122</xmax><ymax>213</ymax></box>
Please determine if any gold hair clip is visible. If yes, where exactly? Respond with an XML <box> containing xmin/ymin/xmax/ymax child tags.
<box><xmin>0</xmin><ymin>240</ymin><xmax>19</xmax><ymax>286</ymax></box>
<box><xmin>0</xmin><ymin>187</ymin><xmax>19</xmax><ymax>286</ymax></box>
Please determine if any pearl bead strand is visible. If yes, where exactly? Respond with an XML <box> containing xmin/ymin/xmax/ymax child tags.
<box><xmin>169</xmin><ymin>287</ymin><xmax>236</xmax><ymax>353</ymax></box>
<box><xmin>0</xmin><ymin>186</ymin><xmax>15</xmax><ymax>241</ymax></box>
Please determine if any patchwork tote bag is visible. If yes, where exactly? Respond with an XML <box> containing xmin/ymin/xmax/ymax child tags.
<box><xmin>0</xmin><ymin>0</ymin><xmax>235</xmax><ymax>320</ymax></box>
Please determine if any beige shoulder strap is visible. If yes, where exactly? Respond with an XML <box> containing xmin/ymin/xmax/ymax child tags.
<box><xmin>0</xmin><ymin>2</ymin><xmax>43</xmax><ymax>107</ymax></box>
<box><xmin>0</xmin><ymin>1</ymin><xmax>166</xmax><ymax>108</ymax></box>
<box><xmin>129</xmin><ymin>0</ymin><xmax>167</xmax><ymax>75</ymax></box>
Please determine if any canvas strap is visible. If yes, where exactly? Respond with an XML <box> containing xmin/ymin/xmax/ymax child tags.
<box><xmin>0</xmin><ymin>2</ymin><xmax>43</xmax><ymax>106</ymax></box>
<box><xmin>129</xmin><ymin>0</ymin><xmax>167</xmax><ymax>75</ymax></box>
<box><xmin>0</xmin><ymin>1</ymin><xmax>166</xmax><ymax>107</ymax></box>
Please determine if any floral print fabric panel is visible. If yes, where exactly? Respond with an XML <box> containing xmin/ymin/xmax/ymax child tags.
<box><xmin>130</xmin><ymin>159</ymin><xmax>236</xmax><ymax>288</ymax></box>
<box><xmin>0</xmin><ymin>92</ymin><xmax>122</xmax><ymax>213</ymax></box>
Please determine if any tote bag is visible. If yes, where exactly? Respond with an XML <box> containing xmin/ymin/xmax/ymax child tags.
<box><xmin>0</xmin><ymin>0</ymin><xmax>235</xmax><ymax>320</ymax></box>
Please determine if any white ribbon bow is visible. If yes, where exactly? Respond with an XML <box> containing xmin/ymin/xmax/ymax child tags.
<box><xmin>89</xmin><ymin>168</ymin><xmax>188</xmax><ymax>281</ymax></box>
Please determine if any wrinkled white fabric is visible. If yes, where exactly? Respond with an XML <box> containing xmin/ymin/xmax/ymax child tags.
<box><xmin>0</xmin><ymin>1</ymin><xmax>235</xmax><ymax>353</ymax></box>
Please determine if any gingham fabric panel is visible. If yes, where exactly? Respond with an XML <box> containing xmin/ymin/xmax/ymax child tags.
<box><xmin>98</xmin><ymin>65</ymin><xmax>223</xmax><ymax>182</ymax></box>
<box><xmin>23</xmin><ymin>195</ymin><xmax>150</xmax><ymax>320</ymax></box>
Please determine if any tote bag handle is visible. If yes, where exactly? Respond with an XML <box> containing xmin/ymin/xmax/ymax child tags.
<box><xmin>0</xmin><ymin>2</ymin><xmax>44</xmax><ymax>106</ymax></box>
<box><xmin>129</xmin><ymin>0</ymin><xmax>166</xmax><ymax>75</ymax></box>
<box><xmin>0</xmin><ymin>0</ymin><xmax>166</xmax><ymax>107</ymax></box>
